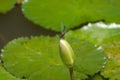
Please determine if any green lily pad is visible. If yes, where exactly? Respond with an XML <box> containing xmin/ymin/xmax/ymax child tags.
<box><xmin>74</xmin><ymin>71</ymin><xmax>88</xmax><ymax>80</ymax></box>
<box><xmin>101</xmin><ymin>55</ymin><xmax>120</xmax><ymax>80</ymax></box>
<box><xmin>1</xmin><ymin>36</ymin><xmax>70</xmax><ymax>80</ymax></box>
<box><xmin>102</xmin><ymin>34</ymin><xmax>120</xmax><ymax>55</ymax></box>
<box><xmin>22</xmin><ymin>0</ymin><xmax>120</xmax><ymax>31</ymax></box>
<box><xmin>66</xmin><ymin>22</ymin><xmax>120</xmax><ymax>79</ymax></box>
<box><xmin>0</xmin><ymin>0</ymin><xmax>16</xmax><ymax>13</ymax></box>
<box><xmin>28</xmin><ymin>65</ymin><xmax>70</xmax><ymax>80</ymax></box>
<box><xmin>65</xmin><ymin>35</ymin><xmax>106</xmax><ymax>77</ymax></box>
<box><xmin>22</xmin><ymin>0</ymin><xmax>82</xmax><ymax>31</ymax></box>
<box><xmin>101</xmin><ymin>34</ymin><xmax>120</xmax><ymax>79</ymax></box>
<box><xmin>0</xmin><ymin>62</ymin><xmax>20</xmax><ymax>80</ymax></box>
<box><xmin>66</xmin><ymin>22</ymin><xmax>120</xmax><ymax>45</ymax></box>
<box><xmin>1</xmin><ymin>36</ymin><xmax>106</xmax><ymax>80</ymax></box>
<box><xmin>65</xmin><ymin>22</ymin><xmax>120</xmax><ymax>79</ymax></box>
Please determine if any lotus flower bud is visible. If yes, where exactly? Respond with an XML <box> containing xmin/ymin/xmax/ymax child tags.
<box><xmin>59</xmin><ymin>39</ymin><xmax>74</xmax><ymax>68</ymax></box>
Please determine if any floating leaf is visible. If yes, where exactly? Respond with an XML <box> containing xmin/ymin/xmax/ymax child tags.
<box><xmin>66</xmin><ymin>22</ymin><xmax>120</xmax><ymax>79</ymax></box>
<box><xmin>1</xmin><ymin>36</ymin><xmax>70</xmax><ymax>80</ymax></box>
<box><xmin>102</xmin><ymin>34</ymin><xmax>120</xmax><ymax>55</ymax></box>
<box><xmin>66</xmin><ymin>22</ymin><xmax>120</xmax><ymax>45</ymax></box>
<box><xmin>22</xmin><ymin>0</ymin><xmax>82</xmax><ymax>31</ymax></box>
<box><xmin>101</xmin><ymin>55</ymin><xmax>120</xmax><ymax>80</ymax></box>
<box><xmin>22</xmin><ymin>0</ymin><xmax>120</xmax><ymax>31</ymax></box>
<box><xmin>0</xmin><ymin>62</ymin><xmax>20</xmax><ymax>80</ymax></box>
<box><xmin>74</xmin><ymin>71</ymin><xmax>88</xmax><ymax>80</ymax></box>
<box><xmin>101</xmin><ymin>35</ymin><xmax>120</xmax><ymax>79</ymax></box>
<box><xmin>28</xmin><ymin>65</ymin><xmax>70</xmax><ymax>80</ymax></box>
<box><xmin>0</xmin><ymin>0</ymin><xmax>16</xmax><ymax>13</ymax></box>
<box><xmin>1</xmin><ymin>35</ymin><xmax>106</xmax><ymax>80</ymax></box>
<box><xmin>64</xmin><ymin>36</ymin><xmax>106</xmax><ymax>78</ymax></box>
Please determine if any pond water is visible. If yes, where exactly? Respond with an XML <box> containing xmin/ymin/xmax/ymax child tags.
<box><xmin>0</xmin><ymin>5</ymin><xmax>57</xmax><ymax>50</ymax></box>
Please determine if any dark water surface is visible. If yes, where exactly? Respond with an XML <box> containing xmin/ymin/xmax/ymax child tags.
<box><xmin>0</xmin><ymin>5</ymin><xmax>58</xmax><ymax>50</ymax></box>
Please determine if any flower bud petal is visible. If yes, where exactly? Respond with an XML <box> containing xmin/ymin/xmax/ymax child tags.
<box><xmin>59</xmin><ymin>39</ymin><xmax>74</xmax><ymax>68</ymax></box>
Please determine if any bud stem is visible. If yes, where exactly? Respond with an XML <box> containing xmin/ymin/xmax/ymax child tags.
<box><xmin>69</xmin><ymin>67</ymin><xmax>74</xmax><ymax>80</ymax></box>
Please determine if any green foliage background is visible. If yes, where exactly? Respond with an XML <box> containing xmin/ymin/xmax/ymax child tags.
<box><xmin>0</xmin><ymin>0</ymin><xmax>120</xmax><ymax>80</ymax></box>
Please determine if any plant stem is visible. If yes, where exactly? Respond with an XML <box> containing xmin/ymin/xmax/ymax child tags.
<box><xmin>69</xmin><ymin>67</ymin><xmax>74</xmax><ymax>80</ymax></box>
